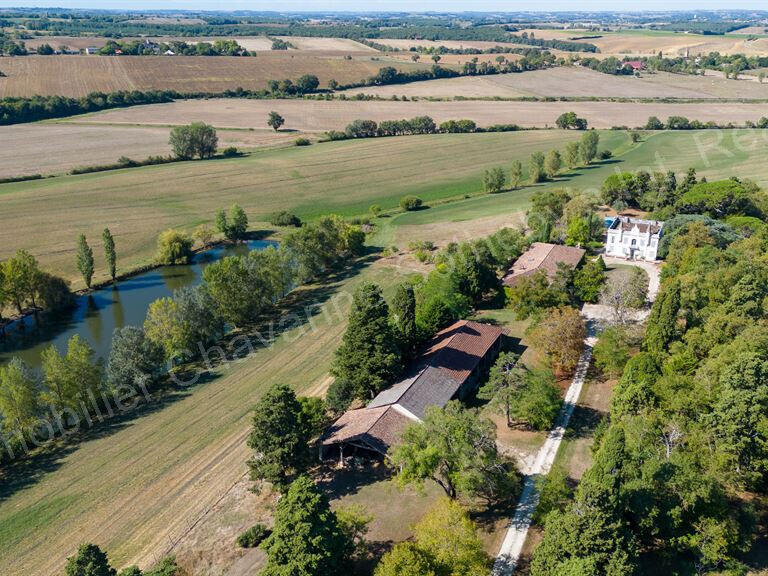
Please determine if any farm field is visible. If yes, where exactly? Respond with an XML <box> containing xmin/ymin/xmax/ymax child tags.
<box><xmin>77</xmin><ymin>96</ymin><xmax>768</xmax><ymax>131</ymax></box>
<box><xmin>19</xmin><ymin>34</ymin><xmax>376</xmax><ymax>52</ymax></box>
<box><xmin>0</xmin><ymin>123</ymin><xmax>298</xmax><ymax>178</ymax></box>
<box><xmin>0</xmin><ymin>54</ymin><xmax>427</xmax><ymax>98</ymax></box>
<box><xmin>343</xmin><ymin>66</ymin><xmax>768</xmax><ymax>100</ymax></box>
<box><xmin>517</xmin><ymin>27</ymin><xmax>768</xmax><ymax>56</ymax></box>
<box><xmin>0</xmin><ymin>130</ymin><xmax>586</xmax><ymax>284</ymax></box>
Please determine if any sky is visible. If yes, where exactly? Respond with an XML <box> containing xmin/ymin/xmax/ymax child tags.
<box><xmin>0</xmin><ymin>1</ymin><xmax>766</xmax><ymax>11</ymax></box>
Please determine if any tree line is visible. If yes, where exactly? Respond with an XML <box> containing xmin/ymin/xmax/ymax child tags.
<box><xmin>531</xmin><ymin>212</ymin><xmax>768</xmax><ymax>574</ymax></box>
<box><xmin>323</xmin><ymin>115</ymin><xmax>521</xmax><ymax>141</ymax></box>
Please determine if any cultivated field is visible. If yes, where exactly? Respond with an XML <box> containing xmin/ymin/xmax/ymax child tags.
<box><xmin>0</xmin><ymin>123</ymin><xmax>298</xmax><ymax>178</ymax></box>
<box><xmin>517</xmin><ymin>27</ymin><xmax>768</xmax><ymax>56</ymax></box>
<box><xmin>0</xmin><ymin>130</ymin><xmax>586</xmax><ymax>283</ymax></box>
<box><xmin>78</xmin><ymin>97</ymin><xmax>768</xmax><ymax>132</ymax></box>
<box><xmin>19</xmin><ymin>34</ymin><xmax>376</xmax><ymax>53</ymax></box>
<box><xmin>343</xmin><ymin>66</ymin><xmax>768</xmax><ymax>100</ymax></box>
<box><xmin>0</xmin><ymin>54</ymin><xmax>427</xmax><ymax>97</ymax></box>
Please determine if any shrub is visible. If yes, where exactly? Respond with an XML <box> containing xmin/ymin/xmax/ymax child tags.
<box><xmin>269</xmin><ymin>211</ymin><xmax>302</xmax><ymax>227</ymax></box>
<box><xmin>400</xmin><ymin>195</ymin><xmax>423</xmax><ymax>211</ymax></box>
<box><xmin>295</xmin><ymin>137</ymin><xmax>311</xmax><ymax>146</ymax></box>
<box><xmin>222</xmin><ymin>146</ymin><xmax>240</xmax><ymax>157</ymax></box>
<box><xmin>236</xmin><ymin>523</ymin><xmax>271</xmax><ymax>548</ymax></box>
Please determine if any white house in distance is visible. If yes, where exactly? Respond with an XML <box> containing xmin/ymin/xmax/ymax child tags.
<box><xmin>605</xmin><ymin>216</ymin><xmax>664</xmax><ymax>261</ymax></box>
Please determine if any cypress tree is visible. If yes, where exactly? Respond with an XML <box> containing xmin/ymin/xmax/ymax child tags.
<box><xmin>75</xmin><ymin>234</ymin><xmax>95</xmax><ymax>289</ymax></box>
<box><xmin>102</xmin><ymin>228</ymin><xmax>116</xmax><ymax>282</ymax></box>
<box><xmin>644</xmin><ymin>280</ymin><xmax>681</xmax><ymax>358</ymax></box>
<box><xmin>391</xmin><ymin>282</ymin><xmax>417</xmax><ymax>356</ymax></box>
<box><xmin>331</xmin><ymin>282</ymin><xmax>402</xmax><ymax>400</ymax></box>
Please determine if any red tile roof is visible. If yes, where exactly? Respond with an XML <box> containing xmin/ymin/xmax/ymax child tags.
<box><xmin>502</xmin><ymin>242</ymin><xmax>585</xmax><ymax>286</ymax></box>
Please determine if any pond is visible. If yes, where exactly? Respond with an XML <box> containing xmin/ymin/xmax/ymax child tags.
<box><xmin>0</xmin><ymin>240</ymin><xmax>276</xmax><ymax>369</ymax></box>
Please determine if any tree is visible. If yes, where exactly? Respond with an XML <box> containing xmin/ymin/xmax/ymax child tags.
<box><xmin>391</xmin><ymin>282</ymin><xmax>418</xmax><ymax>356</ymax></box>
<box><xmin>593</xmin><ymin>326</ymin><xmax>630</xmax><ymax>377</ymax></box>
<box><xmin>483</xmin><ymin>166</ymin><xmax>506</xmax><ymax>194</ymax></box>
<box><xmin>399</xmin><ymin>195</ymin><xmax>423</xmax><ymax>211</ymax></box>
<box><xmin>644</xmin><ymin>280</ymin><xmax>681</xmax><ymax>358</ymax></box>
<box><xmin>102</xmin><ymin>228</ymin><xmax>116</xmax><ymax>282</ymax></box>
<box><xmin>375</xmin><ymin>542</ymin><xmax>436</xmax><ymax>576</ymax></box>
<box><xmin>194</xmin><ymin>224</ymin><xmax>214</xmax><ymax>247</ymax></box>
<box><xmin>529</xmin><ymin>307</ymin><xmax>585</xmax><ymax>374</ymax></box>
<box><xmin>248</xmin><ymin>383</ymin><xmax>315</xmax><ymax>490</ymax></box>
<box><xmin>556</xmin><ymin>111</ymin><xmax>587</xmax><ymax>130</ymax></box>
<box><xmin>169</xmin><ymin>122</ymin><xmax>218</xmax><ymax>159</ymax></box>
<box><xmin>336</xmin><ymin>504</ymin><xmax>373</xmax><ymax>560</ymax></box>
<box><xmin>331</xmin><ymin>282</ymin><xmax>402</xmax><ymax>400</ymax></box>
<box><xmin>76</xmin><ymin>234</ymin><xmax>95</xmax><ymax>289</ymax></box>
<box><xmin>645</xmin><ymin>115</ymin><xmax>665</xmax><ymax>130</ymax></box>
<box><xmin>711</xmin><ymin>353</ymin><xmax>768</xmax><ymax>490</ymax></box>
<box><xmin>391</xmin><ymin>401</ymin><xmax>520</xmax><ymax>503</ymax></box>
<box><xmin>296</xmin><ymin>74</ymin><xmax>319</xmax><ymax>93</ymax></box>
<box><xmin>478</xmin><ymin>352</ymin><xmax>526</xmax><ymax>427</ymax></box>
<box><xmin>565</xmin><ymin>141</ymin><xmax>581</xmax><ymax>169</ymax></box>
<box><xmin>573</xmin><ymin>256</ymin><xmax>606</xmax><ymax>303</ymax></box>
<box><xmin>41</xmin><ymin>335</ymin><xmax>103</xmax><ymax>418</ymax></box>
<box><xmin>0</xmin><ymin>358</ymin><xmax>40</xmax><ymax>439</ymax></box>
<box><xmin>544</xmin><ymin>149</ymin><xmax>563</xmax><ymax>179</ymax></box>
<box><xmin>579</xmin><ymin>131</ymin><xmax>599</xmax><ymax>165</ymax></box>
<box><xmin>410</xmin><ymin>499</ymin><xmax>490</xmax><ymax>574</ymax></box>
<box><xmin>260</xmin><ymin>475</ymin><xmax>349</xmax><ymax>576</ymax></box>
<box><xmin>529</xmin><ymin>151</ymin><xmax>545</xmax><ymax>183</ymax></box>
<box><xmin>143</xmin><ymin>297</ymin><xmax>189</xmax><ymax>361</ymax></box>
<box><xmin>267</xmin><ymin>111</ymin><xmax>285</xmax><ymax>131</ymax></box>
<box><xmin>155</xmin><ymin>229</ymin><xmax>193</xmax><ymax>265</ymax></box>
<box><xmin>65</xmin><ymin>543</ymin><xmax>116</xmax><ymax>576</ymax></box>
<box><xmin>107</xmin><ymin>326</ymin><xmax>165</xmax><ymax>390</ymax></box>
<box><xmin>511</xmin><ymin>368</ymin><xmax>562</xmax><ymax>430</ymax></box>
<box><xmin>1</xmin><ymin>250</ymin><xmax>40</xmax><ymax>314</ymax></box>
<box><xmin>222</xmin><ymin>203</ymin><xmax>248</xmax><ymax>241</ymax></box>
<box><xmin>509</xmin><ymin>160</ymin><xmax>523</xmax><ymax>189</ymax></box>
<box><xmin>599</xmin><ymin>267</ymin><xmax>648</xmax><ymax>324</ymax></box>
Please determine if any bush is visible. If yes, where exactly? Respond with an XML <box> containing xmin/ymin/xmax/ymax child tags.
<box><xmin>400</xmin><ymin>195</ymin><xmax>423</xmax><ymax>211</ymax></box>
<box><xmin>295</xmin><ymin>137</ymin><xmax>311</xmax><ymax>146</ymax></box>
<box><xmin>222</xmin><ymin>146</ymin><xmax>240</xmax><ymax>157</ymax></box>
<box><xmin>593</xmin><ymin>326</ymin><xmax>631</xmax><ymax>377</ymax></box>
<box><xmin>236</xmin><ymin>523</ymin><xmax>271</xmax><ymax>548</ymax></box>
<box><xmin>269</xmin><ymin>211</ymin><xmax>302</xmax><ymax>227</ymax></box>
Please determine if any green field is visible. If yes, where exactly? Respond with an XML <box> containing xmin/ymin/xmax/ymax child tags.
<box><xmin>0</xmin><ymin>130</ymin><xmax>584</xmax><ymax>287</ymax></box>
<box><xmin>5</xmin><ymin>128</ymin><xmax>768</xmax><ymax>289</ymax></box>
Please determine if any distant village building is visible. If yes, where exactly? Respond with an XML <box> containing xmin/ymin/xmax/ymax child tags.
<box><xmin>605</xmin><ymin>216</ymin><xmax>664</xmax><ymax>261</ymax></box>
<box><xmin>319</xmin><ymin>320</ymin><xmax>503</xmax><ymax>462</ymax></box>
<box><xmin>502</xmin><ymin>242</ymin><xmax>586</xmax><ymax>287</ymax></box>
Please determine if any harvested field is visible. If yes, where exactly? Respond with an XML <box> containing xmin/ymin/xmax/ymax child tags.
<box><xmin>518</xmin><ymin>27</ymin><xmax>768</xmax><ymax>57</ymax></box>
<box><xmin>372</xmin><ymin>38</ymin><xmax>539</xmax><ymax>51</ymax></box>
<box><xmin>0</xmin><ymin>123</ymin><xmax>298</xmax><ymax>178</ymax></box>
<box><xmin>0</xmin><ymin>54</ymin><xmax>428</xmax><ymax>97</ymax></box>
<box><xmin>79</xmin><ymin>97</ymin><xmax>768</xmax><ymax>132</ymax></box>
<box><xmin>343</xmin><ymin>66</ymin><xmax>768</xmax><ymax>100</ymax></box>
<box><xmin>273</xmin><ymin>36</ymin><xmax>376</xmax><ymax>52</ymax></box>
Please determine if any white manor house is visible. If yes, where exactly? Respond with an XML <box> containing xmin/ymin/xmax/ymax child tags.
<box><xmin>605</xmin><ymin>216</ymin><xmax>664</xmax><ymax>261</ymax></box>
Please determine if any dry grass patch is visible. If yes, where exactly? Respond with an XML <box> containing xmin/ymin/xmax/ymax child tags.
<box><xmin>0</xmin><ymin>123</ymin><xmax>297</xmax><ymax>178</ymax></box>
